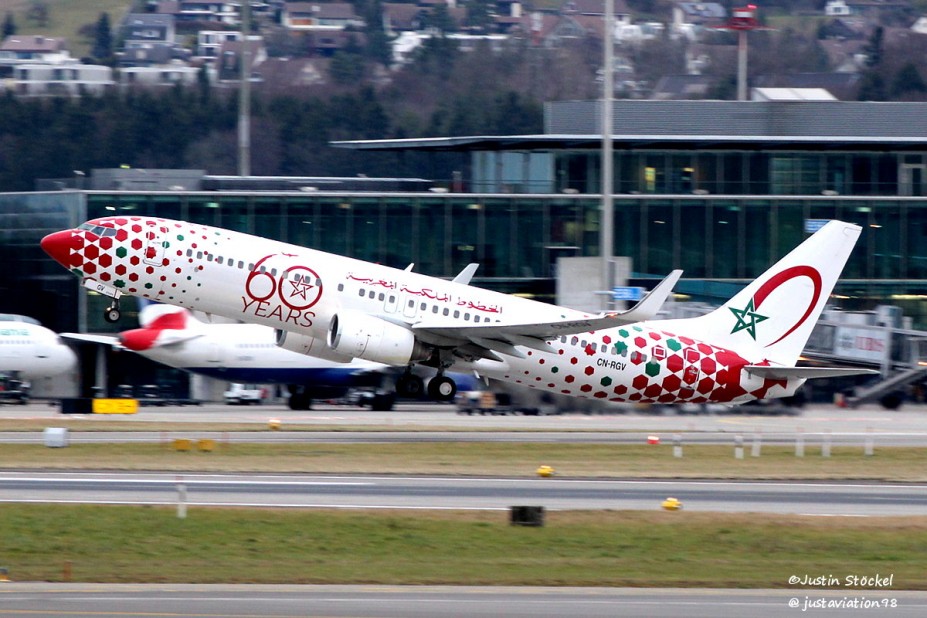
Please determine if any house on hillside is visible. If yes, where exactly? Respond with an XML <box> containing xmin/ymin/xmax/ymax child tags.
<box><xmin>120</xmin><ymin>63</ymin><xmax>201</xmax><ymax>88</ymax></box>
<box><xmin>9</xmin><ymin>63</ymin><xmax>114</xmax><ymax>96</ymax></box>
<box><xmin>123</xmin><ymin>13</ymin><xmax>177</xmax><ymax>46</ymax></box>
<box><xmin>120</xmin><ymin>13</ymin><xmax>182</xmax><ymax>67</ymax></box>
<box><xmin>0</xmin><ymin>36</ymin><xmax>70</xmax><ymax>75</ymax></box>
<box><xmin>283</xmin><ymin>2</ymin><xmax>364</xmax><ymax>32</ymax></box>
<box><xmin>155</xmin><ymin>1</ymin><xmax>239</xmax><ymax>25</ymax></box>
<box><xmin>197</xmin><ymin>30</ymin><xmax>242</xmax><ymax>58</ymax></box>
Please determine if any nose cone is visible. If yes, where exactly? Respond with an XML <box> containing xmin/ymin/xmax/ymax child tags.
<box><xmin>40</xmin><ymin>230</ymin><xmax>75</xmax><ymax>268</ymax></box>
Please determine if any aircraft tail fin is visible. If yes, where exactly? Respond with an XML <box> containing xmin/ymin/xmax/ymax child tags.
<box><xmin>687</xmin><ymin>220</ymin><xmax>861</xmax><ymax>366</ymax></box>
<box><xmin>122</xmin><ymin>305</ymin><xmax>204</xmax><ymax>351</ymax></box>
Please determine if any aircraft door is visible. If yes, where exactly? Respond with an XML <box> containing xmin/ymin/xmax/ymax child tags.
<box><xmin>206</xmin><ymin>342</ymin><xmax>224</xmax><ymax>367</ymax></box>
<box><xmin>384</xmin><ymin>292</ymin><xmax>399</xmax><ymax>314</ymax></box>
<box><xmin>683</xmin><ymin>348</ymin><xmax>700</xmax><ymax>385</ymax></box>
<box><xmin>143</xmin><ymin>228</ymin><xmax>165</xmax><ymax>266</ymax></box>
<box><xmin>402</xmin><ymin>295</ymin><xmax>417</xmax><ymax>319</ymax></box>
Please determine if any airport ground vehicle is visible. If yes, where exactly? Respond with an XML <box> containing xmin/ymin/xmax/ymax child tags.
<box><xmin>223</xmin><ymin>383</ymin><xmax>266</xmax><ymax>405</ymax></box>
<box><xmin>456</xmin><ymin>390</ymin><xmax>553</xmax><ymax>416</ymax></box>
<box><xmin>0</xmin><ymin>375</ymin><xmax>29</xmax><ymax>405</ymax></box>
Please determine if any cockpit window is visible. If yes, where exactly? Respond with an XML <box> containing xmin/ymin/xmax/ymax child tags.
<box><xmin>78</xmin><ymin>223</ymin><xmax>117</xmax><ymax>237</ymax></box>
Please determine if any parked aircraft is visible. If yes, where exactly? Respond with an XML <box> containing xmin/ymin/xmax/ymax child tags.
<box><xmin>0</xmin><ymin>313</ymin><xmax>78</xmax><ymax>380</ymax></box>
<box><xmin>41</xmin><ymin>217</ymin><xmax>875</xmax><ymax>406</ymax></box>
<box><xmin>63</xmin><ymin>304</ymin><xmax>472</xmax><ymax>410</ymax></box>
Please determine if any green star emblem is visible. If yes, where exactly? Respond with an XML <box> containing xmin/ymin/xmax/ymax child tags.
<box><xmin>729</xmin><ymin>298</ymin><xmax>768</xmax><ymax>340</ymax></box>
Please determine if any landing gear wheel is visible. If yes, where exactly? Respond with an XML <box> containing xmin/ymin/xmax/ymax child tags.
<box><xmin>396</xmin><ymin>373</ymin><xmax>424</xmax><ymax>398</ymax></box>
<box><xmin>428</xmin><ymin>375</ymin><xmax>457</xmax><ymax>401</ymax></box>
<box><xmin>288</xmin><ymin>391</ymin><xmax>312</xmax><ymax>410</ymax></box>
<box><xmin>104</xmin><ymin>305</ymin><xmax>121</xmax><ymax>323</ymax></box>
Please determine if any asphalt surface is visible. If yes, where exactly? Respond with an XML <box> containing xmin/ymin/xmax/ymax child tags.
<box><xmin>2</xmin><ymin>584</ymin><xmax>926</xmax><ymax>618</ymax></box>
<box><xmin>4</xmin><ymin>400</ymin><xmax>927</xmax><ymax>444</ymax></box>
<box><xmin>4</xmin><ymin>401</ymin><xmax>927</xmax><ymax>617</ymax></box>
<box><xmin>1</xmin><ymin>471</ymin><xmax>925</xmax><ymax>516</ymax></box>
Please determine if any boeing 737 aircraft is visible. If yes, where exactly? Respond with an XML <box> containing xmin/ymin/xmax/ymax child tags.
<box><xmin>41</xmin><ymin>217</ymin><xmax>874</xmax><ymax>405</ymax></box>
<box><xmin>0</xmin><ymin>313</ymin><xmax>78</xmax><ymax>380</ymax></box>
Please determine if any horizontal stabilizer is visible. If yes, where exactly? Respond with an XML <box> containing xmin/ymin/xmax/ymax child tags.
<box><xmin>60</xmin><ymin>333</ymin><xmax>121</xmax><ymax>347</ymax></box>
<box><xmin>745</xmin><ymin>366</ymin><xmax>879</xmax><ymax>380</ymax></box>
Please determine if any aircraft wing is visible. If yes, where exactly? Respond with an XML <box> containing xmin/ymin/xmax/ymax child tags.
<box><xmin>412</xmin><ymin>269</ymin><xmax>682</xmax><ymax>359</ymax></box>
<box><xmin>745</xmin><ymin>366</ymin><xmax>879</xmax><ymax>380</ymax></box>
<box><xmin>60</xmin><ymin>333</ymin><xmax>122</xmax><ymax>347</ymax></box>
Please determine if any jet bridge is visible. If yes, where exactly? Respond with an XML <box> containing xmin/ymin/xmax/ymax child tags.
<box><xmin>802</xmin><ymin>313</ymin><xmax>927</xmax><ymax>408</ymax></box>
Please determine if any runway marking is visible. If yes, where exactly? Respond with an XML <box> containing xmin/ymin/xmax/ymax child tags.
<box><xmin>0</xmin><ymin>498</ymin><xmax>508</xmax><ymax>510</ymax></box>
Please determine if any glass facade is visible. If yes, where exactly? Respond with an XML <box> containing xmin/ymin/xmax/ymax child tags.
<box><xmin>505</xmin><ymin>150</ymin><xmax>924</xmax><ymax>197</ymax></box>
<box><xmin>5</xmin><ymin>190</ymin><xmax>927</xmax><ymax>334</ymax></box>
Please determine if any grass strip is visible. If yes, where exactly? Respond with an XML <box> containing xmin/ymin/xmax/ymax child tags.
<box><xmin>2</xmin><ymin>505</ymin><xmax>925</xmax><ymax>588</ymax></box>
<box><xmin>1</xmin><ymin>442</ymin><xmax>926</xmax><ymax>480</ymax></box>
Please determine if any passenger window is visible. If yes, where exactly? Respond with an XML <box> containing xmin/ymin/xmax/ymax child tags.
<box><xmin>453</xmin><ymin>310</ymin><xmax>460</xmax><ymax>318</ymax></box>
<box><xmin>369</xmin><ymin>291</ymin><xmax>376</xmax><ymax>299</ymax></box>
<box><xmin>338</xmin><ymin>283</ymin><xmax>345</xmax><ymax>292</ymax></box>
<box><xmin>443</xmin><ymin>308</ymin><xmax>450</xmax><ymax>316</ymax></box>
<box><xmin>358</xmin><ymin>289</ymin><xmax>365</xmax><ymax>297</ymax></box>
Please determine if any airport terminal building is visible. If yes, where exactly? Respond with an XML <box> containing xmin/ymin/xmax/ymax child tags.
<box><xmin>2</xmin><ymin>99</ymin><xmax>927</xmax><ymax>396</ymax></box>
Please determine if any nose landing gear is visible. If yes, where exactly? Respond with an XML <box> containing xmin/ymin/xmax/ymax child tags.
<box><xmin>104</xmin><ymin>299</ymin><xmax>121</xmax><ymax>323</ymax></box>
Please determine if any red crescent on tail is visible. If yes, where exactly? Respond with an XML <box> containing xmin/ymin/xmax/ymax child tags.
<box><xmin>753</xmin><ymin>265</ymin><xmax>822</xmax><ymax>347</ymax></box>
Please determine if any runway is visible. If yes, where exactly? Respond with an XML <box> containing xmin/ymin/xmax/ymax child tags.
<box><xmin>2</xmin><ymin>584</ymin><xmax>926</xmax><ymax>618</ymax></box>
<box><xmin>1</xmin><ymin>471</ymin><xmax>924</xmax><ymax>516</ymax></box>
<box><xmin>5</xmin><ymin>401</ymin><xmax>927</xmax><ymax>446</ymax></box>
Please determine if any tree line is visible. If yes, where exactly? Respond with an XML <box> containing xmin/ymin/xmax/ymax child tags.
<box><xmin>0</xmin><ymin>82</ymin><xmax>543</xmax><ymax>192</ymax></box>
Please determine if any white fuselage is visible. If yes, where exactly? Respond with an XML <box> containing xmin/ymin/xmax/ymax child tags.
<box><xmin>48</xmin><ymin>217</ymin><xmax>800</xmax><ymax>405</ymax></box>
<box><xmin>0</xmin><ymin>318</ymin><xmax>78</xmax><ymax>380</ymax></box>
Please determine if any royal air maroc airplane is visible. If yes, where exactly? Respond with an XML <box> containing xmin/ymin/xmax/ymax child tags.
<box><xmin>0</xmin><ymin>313</ymin><xmax>78</xmax><ymax>383</ymax></box>
<box><xmin>62</xmin><ymin>303</ymin><xmax>477</xmax><ymax>410</ymax></box>
<box><xmin>40</xmin><ymin>217</ymin><xmax>875</xmax><ymax>405</ymax></box>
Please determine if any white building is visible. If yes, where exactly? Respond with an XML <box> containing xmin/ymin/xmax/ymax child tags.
<box><xmin>10</xmin><ymin>63</ymin><xmax>114</xmax><ymax>96</ymax></box>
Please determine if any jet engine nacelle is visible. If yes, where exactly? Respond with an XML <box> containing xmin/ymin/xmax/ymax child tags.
<box><xmin>328</xmin><ymin>310</ymin><xmax>429</xmax><ymax>366</ymax></box>
<box><xmin>274</xmin><ymin>329</ymin><xmax>354</xmax><ymax>363</ymax></box>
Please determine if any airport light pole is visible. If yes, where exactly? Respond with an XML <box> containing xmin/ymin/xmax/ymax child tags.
<box><xmin>601</xmin><ymin>0</ymin><xmax>614</xmax><ymax>310</ymax></box>
<box><xmin>238</xmin><ymin>0</ymin><xmax>252</xmax><ymax>177</ymax></box>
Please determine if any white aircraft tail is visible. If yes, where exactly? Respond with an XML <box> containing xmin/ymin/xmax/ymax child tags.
<box><xmin>685</xmin><ymin>220</ymin><xmax>861</xmax><ymax>366</ymax></box>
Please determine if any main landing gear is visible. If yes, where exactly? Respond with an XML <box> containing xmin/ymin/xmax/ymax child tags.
<box><xmin>103</xmin><ymin>299</ymin><xmax>121</xmax><ymax>323</ymax></box>
<box><xmin>395</xmin><ymin>371</ymin><xmax>457</xmax><ymax>402</ymax></box>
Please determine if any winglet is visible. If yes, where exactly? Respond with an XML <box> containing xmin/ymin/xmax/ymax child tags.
<box><xmin>615</xmin><ymin>269</ymin><xmax>682</xmax><ymax>322</ymax></box>
<box><xmin>452</xmin><ymin>263</ymin><xmax>480</xmax><ymax>285</ymax></box>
